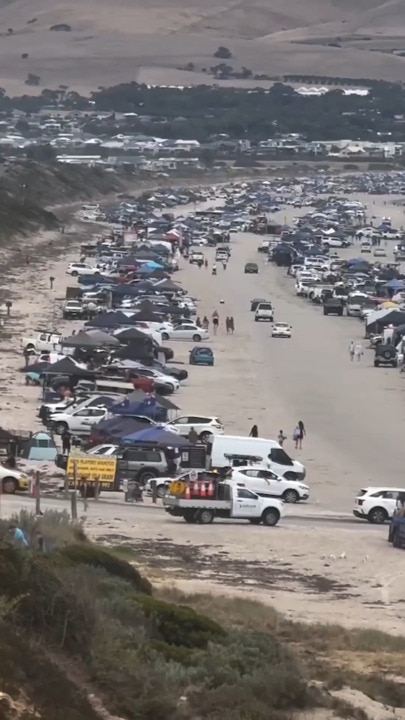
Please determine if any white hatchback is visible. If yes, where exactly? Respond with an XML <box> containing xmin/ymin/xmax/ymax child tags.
<box><xmin>353</xmin><ymin>486</ymin><xmax>405</xmax><ymax>524</ymax></box>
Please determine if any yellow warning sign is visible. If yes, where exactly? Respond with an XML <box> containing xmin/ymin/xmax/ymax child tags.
<box><xmin>66</xmin><ymin>456</ymin><xmax>117</xmax><ymax>484</ymax></box>
<box><xmin>169</xmin><ymin>480</ymin><xmax>186</xmax><ymax>496</ymax></box>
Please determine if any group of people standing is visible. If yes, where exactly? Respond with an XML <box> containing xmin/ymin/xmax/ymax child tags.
<box><xmin>249</xmin><ymin>420</ymin><xmax>306</xmax><ymax>449</ymax></box>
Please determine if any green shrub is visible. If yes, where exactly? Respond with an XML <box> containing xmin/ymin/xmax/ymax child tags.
<box><xmin>134</xmin><ymin>595</ymin><xmax>227</xmax><ymax>648</ymax></box>
<box><xmin>0</xmin><ymin>547</ymin><xmax>95</xmax><ymax>654</ymax></box>
<box><xmin>0</xmin><ymin>509</ymin><xmax>86</xmax><ymax>551</ymax></box>
<box><xmin>189</xmin><ymin>631</ymin><xmax>309</xmax><ymax>717</ymax></box>
<box><xmin>59</xmin><ymin>543</ymin><xmax>152</xmax><ymax>595</ymax></box>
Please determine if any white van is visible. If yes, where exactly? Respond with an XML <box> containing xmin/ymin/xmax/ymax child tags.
<box><xmin>207</xmin><ymin>435</ymin><xmax>306</xmax><ymax>481</ymax></box>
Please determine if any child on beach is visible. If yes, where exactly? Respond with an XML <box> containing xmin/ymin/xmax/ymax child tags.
<box><xmin>278</xmin><ymin>430</ymin><xmax>287</xmax><ymax>447</ymax></box>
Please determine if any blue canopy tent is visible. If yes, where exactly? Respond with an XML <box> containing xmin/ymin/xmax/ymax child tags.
<box><xmin>122</xmin><ymin>426</ymin><xmax>191</xmax><ymax>446</ymax></box>
<box><xmin>111</xmin><ymin>395</ymin><xmax>167</xmax><ymax>422</ymax></box>
<box><xmin>383</xmin><ymin>279</ymin><xmax>405</xmax><ymax>291</ymax></box>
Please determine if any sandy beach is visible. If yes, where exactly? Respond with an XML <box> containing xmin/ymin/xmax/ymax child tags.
<box><xmin>2</xmin><ymin>187</ymin><xmax>405</xmax><ymax>634</ymax></box>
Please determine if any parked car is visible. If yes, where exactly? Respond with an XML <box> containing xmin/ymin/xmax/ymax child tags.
<box><xmin>323</xmin><ymin>298</ymin><xmax>344</xmax><ymax>316</ymax></box>
<box><xmin>0</xmin><ymin>464</ymin><xmax>29</xmax><ymax>494</ymax></box>
<box><xmin>166</xmin><ymin>415</ymin><xmax>224</xmax><ymax>442</ymax></box>
<box><xmin>255</xmin><ymin>303</ymin><xmax>274</xmax><ymax>322</ymax></box>
<box><xmin>66</xmin><ymin>262</ymin><xmax>101</xmax><ymax>277</ymax></box>
<box><xmin>49</xmin><ymin>406</ymin><xmax>108</xmax><ymax>435</ymax></box>
<box><xmin>271</xmin><ymin>322</ymin><xmax>292</xmax><ymax>338</ymax></box>
<box><xmin>62</xmin><ymin>300</ymin><xmax>84</xmax><ymax>320</ymax></box>
<box><xmin>161</xmin><ymin>324</ymin><xmax>209</xmax><ymax>342</ymax></box>
<box><xmin>231</xmin><ymin>466</ymin><xmax>309</xmax><ymax>503</ymax></box>
<box><xmin>132</xmin><ymin>367</ymin><xmax>180</xmax><ymax>393</ymax></box>
<box><xmin>22</xmin><ymin>330</ymin><xmax>62</xmax><ymax>354</ymax></box>
<box><xmin>117</xmin><ymin>446</ymin><xmax>169</xmax><ymax>484</ymax></box>
<box><xmin>189</xmin><ymin>251</ymin><xmax>205</xmax><ymax>265</ymax></box>
<box><xmin>353</xmin><ymin>486</ymin><xmax>405</xmax><ymax>524</ymax></box>
<box><xmin>244</xmin><ymin>262</ymin><xmax>259</xmax><ymax>274</ymax></box>
<box><xmin>374</xmin><ymin>344</ymin><xmax>397</xmax><ymax>368</ymax></box>
<box><xmin>189</xmin><ymin>346</ymin><xmax>214</xmax><ymax>366</ymax></box>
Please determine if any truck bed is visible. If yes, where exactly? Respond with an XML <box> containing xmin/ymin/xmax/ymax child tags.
<box><xmin>163</xmin><ymin>496</ymin><xmax>231</xmax><ymax>510</ymax></box>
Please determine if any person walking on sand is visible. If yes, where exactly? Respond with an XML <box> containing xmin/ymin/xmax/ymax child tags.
<box><xmin>293</xmin><ymin>421</ymin><xmax>306</xmax><ymax>450</ymax></box>
<box><xmin>202</xmin><ymin>316</ymin><xmax>209</xmax><ymax>330</ymax></box>
<box><xmin>204</xmin><ymin>259</ymin><xmax>208</xmax><ymax>269</ymax></box>
<box><xmin>354</xmin><ymin>342</ymin><xmax>363</xmax><ymax>361</ymax></box>
<box><xmin>249</xmin><ymin>424</ymin><xmax>258</xmax><ymax>438</ymax></box>
<box><xmin>225</xmin><ymin>317</ymin><xmax>230</xmax><ymax>334</ymax></box>
<box><xmin>349</xmin><ymin>341</ymin><xmax>355</xmax><ymax>361</ymax></box>
<box><xmin>61</xmin><ymin>428</ymin><xmax>71</xmax><ymax>456</ymax></box>
<box><xmin>229</xmin><ymin>316</ymin><xmax>234</xmax><ymax>334</ymax></box>
<box><xmin>213</xmin><ymin>315</ymin><xmax>219</xmax><ymax>335</ymax></box>
<box><xmin>278</xmin><ymin>430</ymin><xmax>287</xmax><ymax>447</ymax></box>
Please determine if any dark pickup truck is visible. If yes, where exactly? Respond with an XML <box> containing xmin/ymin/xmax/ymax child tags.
<box><xmin>323</xmin><ymin>297</ymin><xmax>344</xmax><ymax>316</ymax></box>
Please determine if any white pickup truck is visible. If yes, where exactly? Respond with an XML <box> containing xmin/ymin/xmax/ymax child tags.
<box><xmin>163</xmin><ymin>481</ymin><xmax>284</xmax><ymax>525</ymax></box>
<box><xmin>22</xmin><ymin>331</ymin><xmax>62</xmax><ymax>354</ymax></box>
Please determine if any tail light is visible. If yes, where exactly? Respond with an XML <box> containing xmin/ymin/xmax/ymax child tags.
<box><xmin>357</xmin><ymin>499</ymin><xmax>364</xmax><ymax>506</ymax></box>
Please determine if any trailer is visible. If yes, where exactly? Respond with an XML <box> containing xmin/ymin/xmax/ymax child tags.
<box><xmin>163</xmin><ymin>479</ymin><xmax>283</xmax><ymax>525</ymax></box>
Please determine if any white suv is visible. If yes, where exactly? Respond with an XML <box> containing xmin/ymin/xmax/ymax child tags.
<box><xmin>353</xmin><ymin>486</ymin><xmax>405</xmax><ymax>524</ymax></box>
<box><xmin>231</xmin><ymin>466</ymin><xmax>309</xmax><ymax>503</ymax></box>
<box><xmin>166</xmin><ymin>415</ymin><xmax>224</xmax><ymax>442</ymax></box>
<box><xmin>67</xmin><ymin>262</ymin><xmax>101</xmax><ymax>277</ymax></box>
<box><xmin>49</xmin><ymin>406</ymin><xmax>108</xmax><ymax>435</ymax></box>
<box><xmin>254</xmin><ymin>303</ymin><xmax>274</xmax><ymax>322</ymax></box>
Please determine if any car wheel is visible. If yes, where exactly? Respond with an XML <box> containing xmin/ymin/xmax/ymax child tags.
<box><xmin>55</xmin><ymin>422</ymin><xmax>68</xmax><ymax>434</ymax></box>
<box><xmin>197</xmin><ymin>509</ymin><xmax>214</xmax><ymax>524</ymax></box>
<box><xmin>71</xmin><ymin>270</ymin><xmax>78</xmax><ymax>276</ymax></box>
<box><xmin>183</xmin><ymin>510</ymin><xmax>198</xmax><ymax>523</ymax></box>
<box><xmin>282</xmin><ymin>489</ymin><xmax>299</xmax><ymax>503</ymax></box>
<box><xmin>157</xmin><ymin>484</ymin><xmax>167</xmax><ymax>498</ymax></box>
<box><xmin>199</xmin><ymin>431</ymin><xmax>212</xmax><ymax>443</ymax></box>
<box><xmin>161</xmin><ymin>332</ymin><xmax>169</xmax><ymax>341</ymax></box>
<box><xmin>261</xmin><ymin>508</ymin><xmax>280</xmax><ymax>526</ymax></box>
<box><xmin>368</xmin><ymin>507</ymin><xmax>388</xmax><ymax>524</ymax></box>
<box><xmin>192</xmin><ymin>334</ymin><xmax>201</xmax><ymax>342</ymax></box>
<box><xmin>137</xmin><ymin>468</ymin><xmax>158</xmax><ymax>484</ymax></box>
<box><xmin>374</xmin><ymin>360</ymin><xmax>379</xmax><ymax>367</ymax></box>
<box><xmin>2</xmin><ymin>477</ymin><xmax>18</xmax><ymax>494</ymax></box>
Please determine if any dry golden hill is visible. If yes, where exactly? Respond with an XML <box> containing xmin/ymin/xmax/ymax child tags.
<box><xmin>0</xmin><ymin>0</ymin><xmax>405</xmax><ymax>93</ymax></box>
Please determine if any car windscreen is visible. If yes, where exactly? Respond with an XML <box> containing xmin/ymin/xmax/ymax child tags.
<box><xmin>269</xmin><ymin>448</ymin><xmax>293</xmax><ymax>466</ymax></box>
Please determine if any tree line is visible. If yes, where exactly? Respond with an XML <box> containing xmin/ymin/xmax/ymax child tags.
<box><xmin>1</xmin><ymin>79</ymin><xmax>405</xmax><ymax>142</ymax></box>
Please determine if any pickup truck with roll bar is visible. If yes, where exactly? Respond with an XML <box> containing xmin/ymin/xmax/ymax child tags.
<box><xmin>163</xmin><ymin>479</ymin><xmax>284</xmax><ymax>525</ymax></box>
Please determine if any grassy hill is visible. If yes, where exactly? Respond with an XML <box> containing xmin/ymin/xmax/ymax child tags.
<box><xmin>0</xmin><ymin>161</ymin><xmax>126</xmax><ymax>238</ymax></box>
<box><xmin>0</xmin><ymin>509</ymin><xmax>404</xmax><ymax>720</ymax></box>
<box><xmin>0</xmin><ymin>0</ymin><xmax>404</xmax><ymax>93</ymax></box>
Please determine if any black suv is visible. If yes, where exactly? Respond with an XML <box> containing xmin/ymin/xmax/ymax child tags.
<box><xmin>374</xmin><ymin>344</ymin><xmax>397</xmax><ymax>368</ymax></box>
<box><xmin>323</xmin><ymin>298</ymin><xmax>344</xmax><ymax>316</ymax></box>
